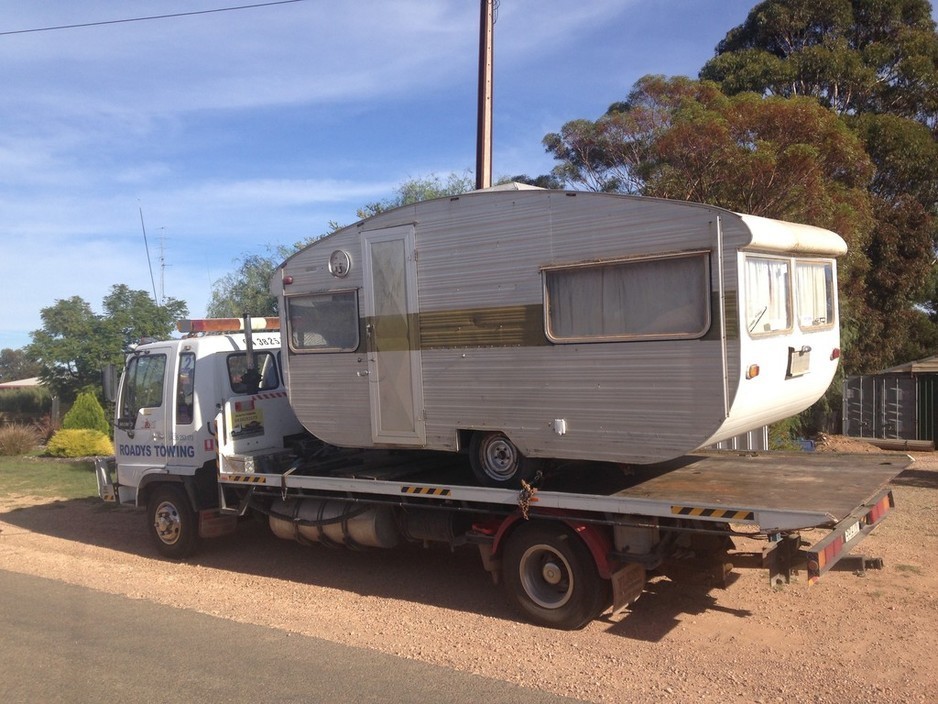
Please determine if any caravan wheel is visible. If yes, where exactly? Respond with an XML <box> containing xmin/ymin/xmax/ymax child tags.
<box><xmin>469</xmin><ymin>431</ymin><xmax>536</xmax><ymax>488</ymax></box>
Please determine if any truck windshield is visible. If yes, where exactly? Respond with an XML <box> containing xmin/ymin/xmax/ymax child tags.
<box><xmin>119</xmin><ymin>353</ymin><xmax>167</xmax><ymax>424</ymax></box>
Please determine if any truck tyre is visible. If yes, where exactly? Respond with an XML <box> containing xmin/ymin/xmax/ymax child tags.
<box><xmin>147</xmin><ymin>484</ymin><xmax>199</xmax><ymax>559</ymax></box>
<box><xmin>503</xmin><ymin>522</ymin><xmax>610</xmax><ymax>630</ymax></box>
<box><xmin>469</xmin><ymin>432</ymin><xmax>537</xmax><ymax>488</ymax></box>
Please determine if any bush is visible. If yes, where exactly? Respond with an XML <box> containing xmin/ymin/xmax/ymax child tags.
<box><xmin>62</xmin><ymin>392</ymin><xmax>109</xmax><ymax>434</ymax></box>
<box><xmin>0</xmin><ymin>424</ymin><xmax>40</xmax><ymax>456</ymax></box>
<box><xmin>0</xmin><ymin>386</ymin><xmax>52</xmax><ymax>416</ymax></box>
<box><xmin>46</xmin><ymin>429</ymin><xmax>114</xmax><ymax>458</ymax></box>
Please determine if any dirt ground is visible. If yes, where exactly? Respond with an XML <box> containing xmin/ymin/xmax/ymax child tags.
<box><xmin>1</xmin><ymin>442</ymin><xmax>937</xmax><ymax>703</ymax></box>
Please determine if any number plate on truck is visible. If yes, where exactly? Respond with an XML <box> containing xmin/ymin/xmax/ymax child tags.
<box><xmin>843</xmin><ymin>520</ymin><xmax>860</xmax><ymax>544</ymax></box>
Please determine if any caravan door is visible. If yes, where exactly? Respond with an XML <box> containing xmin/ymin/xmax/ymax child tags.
<box><xmin>361</xmin><ymin>225</ymin><xmax>426</xmax><ymax>445</ymax></box>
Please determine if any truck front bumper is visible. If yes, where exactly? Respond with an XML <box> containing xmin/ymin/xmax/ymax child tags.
<box><xmin>95</xmin><ymin>456</ymin><xmax>118</xmax><ymax>502</ymax></box>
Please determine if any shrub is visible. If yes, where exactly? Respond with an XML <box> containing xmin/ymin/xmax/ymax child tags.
<box><xmin>0</xmin><ymin>424</ymin><xmax>40</xmax><ymax>456</ymax></box>
<box><xmin>46</xmin><ymin>429</ymin><xmax>114</xmax><ymax>458</ymax></box>
<box><xmin>33</xmin><ymin>413</ymin><xmax>59</xmax><ymax>443</ymax></box>
<box><xmin>62</xmin><ymin>392</ymin><xmax>109</xmax><ymax>434</ymax></box>
<box><xmin>0</xmin><ymin>386</ymin><xmax>52</xmax><ymax>416</ymax></box>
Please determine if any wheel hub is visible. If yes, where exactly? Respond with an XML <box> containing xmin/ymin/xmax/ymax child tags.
<box><xmin>541</xmin><ymin>560</ymin><xmax>563</xmax><ymax>585</ymax></box>
<box><xmin>154</xmin><ymin>502</ymin><xmax>181</xmax><ymax>544</ymax></box>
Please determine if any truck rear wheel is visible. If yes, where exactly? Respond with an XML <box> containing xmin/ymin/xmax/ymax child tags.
<box><xmin>469</xmin><ymin>432</ymin><xmax>537</xmax><ymax>488</ymax></box>
<box><xmin>503</xmin><ymin>522</ymin><xmax>610</xmax><ymax>630</ymax></box>
<box><xmin>147</xmin><ymin>485</ymin><xmax>199</xmax><ymax>559</ymax></box>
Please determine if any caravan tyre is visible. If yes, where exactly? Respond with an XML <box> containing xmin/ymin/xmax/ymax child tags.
<box><xmin>147</xmin><ymin>484</ymin><xmax>199</xmax><ymax>559</ymax></box>
<box><xmin>469</xmin><ymin>432</ymin><xmax>536</xmax><ymax>488</ymax></box>
<box><xmin>503</xmin><ymin>522</ymin><xmax>610</xmax><ymax>630</ymax></box>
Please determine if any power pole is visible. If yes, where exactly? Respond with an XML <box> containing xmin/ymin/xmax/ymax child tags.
<box><xmin>475</xmin><ymin>0</ymin><xmax>495</xmax><ymax>190</ymax></box>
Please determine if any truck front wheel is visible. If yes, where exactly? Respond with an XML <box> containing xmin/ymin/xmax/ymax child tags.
<box><xmin>147</xmin><ymin>485</ymin><xmax>199</xmax><ymax>559</ymax></box>
<box><xmin>503</xmin><ymin>522</ymin><xmax>610</xmax><ymax>630</ymax></box>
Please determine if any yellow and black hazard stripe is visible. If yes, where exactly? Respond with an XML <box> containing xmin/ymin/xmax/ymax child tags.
<box><xmin>401</xmin><ymin>486</ymin><xmax>452</xmax><ymax>497</ymax></box>
<box><xmin>226</xmin><ymin>474</ymin><xmax>268</xmax><ymax>485</ymax></box>
<box><xmin>671</xmin><ymin>505</ymin><xmax>754</xmax><ymax>521</ymax></box>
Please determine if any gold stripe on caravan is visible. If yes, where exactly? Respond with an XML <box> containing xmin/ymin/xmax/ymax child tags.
<box><xmin>401</xmin><ymin>486</ymin><xmax>452</xmax><ymax>497</ymax></box>
<box><xmin>671</xmin><ymin>505</ymin><xmax>755</xmax><ymax>521</ymax></box>
<box><xmin>419</xmin><ymin>304</ymin><xmax>548</xmax><ymax>349</ymax></box>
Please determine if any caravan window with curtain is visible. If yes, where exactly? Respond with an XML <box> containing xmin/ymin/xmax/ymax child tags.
<box><xmin>745</xmin><ymin>257</ymin><xmax>791</xmax><ymax>336</ymax></box>
<box><xmin>544</xmin><ymin>252</ymin><xmax>710</xmax><ymax>342</ymax></box>
<box><xmin>795</xmin><ymin>261</ymin><xmax>835</xmax><ymax>330</ymax></box>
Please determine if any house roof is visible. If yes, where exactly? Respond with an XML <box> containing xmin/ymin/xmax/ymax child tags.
<box><xmin>0</xmin><ymin>377</ymin><xmax>42</xmax><ymax>390</ymax></box>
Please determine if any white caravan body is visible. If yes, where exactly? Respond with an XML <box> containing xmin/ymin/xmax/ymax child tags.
<box><xmin>274</xmin><ymin>187</ymin><xmax>844</xmax><ymax>466</ymax></box>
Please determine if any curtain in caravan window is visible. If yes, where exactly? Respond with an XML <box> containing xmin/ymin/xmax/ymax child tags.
<box><xmin>795</xmin><ymin>261</ymin><xmax>834</xmax><ymax>329</ymax></box>
<box><xmin>745</xmin><ymin>257</ymin><xmax>791</xmax><ymax>335</ymax></box>
<box><xmin>546</xmin><ymin>254</ymin><xmax>709</xmax><ymax>341</ymax></box>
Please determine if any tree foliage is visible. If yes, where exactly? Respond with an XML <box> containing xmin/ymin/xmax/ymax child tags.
<box><xmin>27</xmin><ymin>286</ymin><xmax>187</xmax><ymax>402</ymax></box>
<box><xmin>700</xmin><ymin>0</ymin><xmax>938</xmax><ymax>124</ymax></box>
<box><xmin>357</xmin><ymin>171</ymin><xmax>476</xmax><ymax>219</ymax></box>
<box><xmin>544</xmin><ymin>76</ymin><xmax>875</xmax><ymax>305</ymax></box>
<box><xmin>207</xmin><ymin>253</ymin><xmax>281</xmax><ymax>318</ymax></box>
<box><xmin>0</xmin><ymin>348</ymin><xmax>41</xmax><ymax>382</ymax></box>
<box><xmin>699</xmin><ymin>0</ymin><xmax>938</xmax><ymax>372</ymax></box>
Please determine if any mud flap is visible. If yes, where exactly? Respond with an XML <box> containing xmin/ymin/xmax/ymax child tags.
<box><xmin>611</xmin><ymin>563</ymin><xmax>646</xmax><ymax>614</ymax></box>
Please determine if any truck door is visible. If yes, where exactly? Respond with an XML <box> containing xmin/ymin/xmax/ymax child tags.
<box><xmin>361</xmin><ymin>225</ymin><xmax>426</xmax><ymax>445</ymax></box>
<box><xmin>114</xmin><ymin>348</ymin><xmax>171</xmax><ymax>493</ymax></box>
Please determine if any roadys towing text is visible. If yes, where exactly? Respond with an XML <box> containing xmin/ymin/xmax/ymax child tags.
<box><xmin>119</xmin><ymin>443</ymin><xmax>196</xmax><ymax>458</ymax></box>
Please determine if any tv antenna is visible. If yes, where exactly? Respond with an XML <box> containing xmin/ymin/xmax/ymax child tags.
<box><xmin>139</xmin><ymin>206</ymin><xmax>159</xmax><ymax>304</ymax></box>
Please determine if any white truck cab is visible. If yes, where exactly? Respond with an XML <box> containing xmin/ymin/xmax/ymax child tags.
<box><xmin>100</xmin><ymin>317</ymin><xmax>305</xmax><ymax>554</ymax></box>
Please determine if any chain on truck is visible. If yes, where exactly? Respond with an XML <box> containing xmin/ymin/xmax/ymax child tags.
<box><xmin>96</xmin><ymin>316</ymin><xmax>904</xmax><ymax>630</ymax></box>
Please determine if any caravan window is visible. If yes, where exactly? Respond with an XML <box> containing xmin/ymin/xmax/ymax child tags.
<box><xmin>795</xmin><ymin>261</ymin><xmax>835</xmax><ymax>330</ymax></box>
<box><xmin>544</xmin><ymin>253</ymin><xmax>710</xmax><ymax>342</ymax></box>
<box><xmin>745</xmin><ymin>257</ymin><xmax>791</xmax><ymax>336</ymax></box>
<box><xmin>287</xmin><ymin>291</ymin><xmax>359</xmax><ymax>352</ymax></box>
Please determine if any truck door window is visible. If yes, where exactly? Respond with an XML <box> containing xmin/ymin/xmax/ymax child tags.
<box><xmin>544</xmin><ymin>253</ymin><xmax>710</xmax><ymax>342</ymax></box>
<box><xmin>745</xmin><ymin>257</ymin><xmax>791</xmax><ymax>336</ymax></box>
<box><xmin>795</xmin><ymin>261</ymin><xmax>835</xmax><ymax>330</ymax></box>
<box><xmin>227</xmin><ymin>352</ymin><xmax>279</xmax><ymax>394</ymax></box>
<box><xmin>175</xmin><ymin>353</ymin><xmax>195</xmax><ymax>425</ymax></box>
<box><xmin>118</xmin><ymin>354</ymin><xmax>167</xmax><ymax>426</ymax></box>
<box><xmin>287</xmin><ymin>291</ymin><xmax>360</xmax><ymax>352</ymax></box>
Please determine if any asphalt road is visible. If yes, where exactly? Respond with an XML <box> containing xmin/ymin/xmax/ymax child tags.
<box><xmin>0</xmin><ymin>569</ymin><xmax>581</xmax><ymax>704</ymax></box>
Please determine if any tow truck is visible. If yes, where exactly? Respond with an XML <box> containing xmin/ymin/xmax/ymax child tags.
<box><xmin>96</xmin><ymin>317</ymin><xmax>904</xmax><ymax>629</ymax></box>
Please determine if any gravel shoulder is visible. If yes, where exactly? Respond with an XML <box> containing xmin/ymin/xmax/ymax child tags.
<box><xmin>1</xmin><ymin>449</ymin><xmax>937</xmax><ymax>703</ymax></box>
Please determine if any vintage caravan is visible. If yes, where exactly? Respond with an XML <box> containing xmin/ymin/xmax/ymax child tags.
<box><xmin>274</xmin><ymin>185</ymin><xmax>844</xmax><ymax>486</ymax></box>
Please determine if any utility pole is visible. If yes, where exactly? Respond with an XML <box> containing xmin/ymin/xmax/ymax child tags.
<box><xmin>475</xmin><ymin>0</ymin><xmax>495</xmax><ymax>190</ymax></box>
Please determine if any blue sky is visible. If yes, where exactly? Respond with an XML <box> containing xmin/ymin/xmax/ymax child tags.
<box><xmin>0</xmin><ymin>0</ymin><xmax>817</xmax><ymax>350</ymax></box>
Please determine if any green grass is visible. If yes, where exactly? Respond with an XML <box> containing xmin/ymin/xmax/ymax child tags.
<box><xmin>0</xmin><ymin>456</ymin><xmax>98</xmax><ymax>500</ymax></box>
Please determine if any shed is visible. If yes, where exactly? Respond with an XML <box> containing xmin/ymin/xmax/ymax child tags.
<box><xmin>843</xmin><ymin>357</ymin><xmax>938</xmax><ymax>443</ymax></box>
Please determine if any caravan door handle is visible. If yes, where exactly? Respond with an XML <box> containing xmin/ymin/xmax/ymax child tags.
<box><xmin>357</xmin><ymin>370</ymin><xmax>370</xmax><ymax>377</ymax></box>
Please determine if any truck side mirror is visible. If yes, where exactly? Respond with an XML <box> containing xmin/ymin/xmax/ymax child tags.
<box><xmin>102</xmin><ymin>364</ymin><xmax>118</xmax><ymax>403</ymax></box>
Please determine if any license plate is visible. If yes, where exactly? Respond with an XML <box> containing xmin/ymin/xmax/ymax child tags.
<box><xmin>843</xmin><ymin>520</ymin><xmax>860</xmax><ymax>543</ymax></box>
